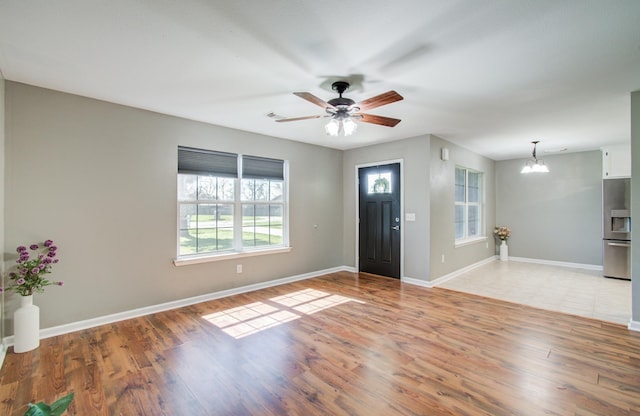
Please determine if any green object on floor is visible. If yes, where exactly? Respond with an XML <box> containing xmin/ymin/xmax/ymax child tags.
<box><xmin>24</xmin><ymin>392</ymin><xmax>74</xmax><ymax>416</ymax></box>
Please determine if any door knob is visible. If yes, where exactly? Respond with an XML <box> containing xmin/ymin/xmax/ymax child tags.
<box><xmin>392</xmin><ymin>226</ymin><xmax>400</xmax><ymax>230</ymax></box>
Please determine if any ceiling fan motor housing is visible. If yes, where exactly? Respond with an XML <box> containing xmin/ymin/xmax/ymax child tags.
<box><xmin>327</xmin><ymin>97</ymin><xmax>356</xmax><ymax>107</ymax></box>
<box><xmin>327</xmin><ymin>81</ymin><xmax>358</xmax><ymax>117</ymax></box>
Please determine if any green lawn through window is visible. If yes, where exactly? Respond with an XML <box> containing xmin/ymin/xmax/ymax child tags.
<box><xmin>179</xmin><ymin>215</ymin><xmax>283</xmax><ymax>255</ymax></box>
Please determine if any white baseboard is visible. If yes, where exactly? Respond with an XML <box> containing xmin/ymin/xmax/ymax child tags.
<box><xmin>401</xmin><ymin>276</ymin><xmax>432</xmax><ymax>288</ymax></box>
<box><xmin>628</xmin><ymin>320</ymin><xmax>640</xmax><ymax>332</ymax></box>
<box><xmin>508</xmin><ymin>256</ymin><xmax>603</xmax><ymax>271</ymax></box>
<box><xmin>3</xmin><ymin>265</ymin><xmax>355</xmax><ymax>348</ymax></box>
<box><xmin>403</xmin><ymin>256</ymin><xmax>497</xmax><ymax>288</ymax></box>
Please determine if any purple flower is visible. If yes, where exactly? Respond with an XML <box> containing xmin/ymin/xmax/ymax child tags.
<box><xmin>0</xmin><ymin>288</ymin><xmax>3</xmax><ymax>293</ymax></box>
<box><xmin>9</xmin><ymin>240</ymin><xmax>62</xmax><ymax>295</ymax></box>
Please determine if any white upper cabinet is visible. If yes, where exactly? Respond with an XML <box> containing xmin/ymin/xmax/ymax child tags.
<box><xmin>602</xmin><ymin>144</ymin><xmax>631</xmax><ymax>178</ymax></box>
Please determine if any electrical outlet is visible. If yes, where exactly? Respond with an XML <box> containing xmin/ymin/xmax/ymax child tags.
<box><xmin>441</xmin><ymin>254</ymin><xmax>445</xmax><ymax>263</ymax></box>
<box><xmin>236</xmin><ymin>264</ymin><xmax>243</xmax><ymax>274</ymax></box>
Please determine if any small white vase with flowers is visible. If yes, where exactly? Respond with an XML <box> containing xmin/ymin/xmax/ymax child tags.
<box><xmin>494</xmin><ymin>226</ymin><xmax>511</xmax><ymax>261</ymax></box>
<box><xmin>2</xmin><ymin>240</ymin><xmax>64</xmax><ymax>353</ymax></box>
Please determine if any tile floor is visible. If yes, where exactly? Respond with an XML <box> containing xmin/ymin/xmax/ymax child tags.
<box><xmin>436</xmin><ymin>259</ymin><xmax>631</xmax><ymax>325</ymax></box>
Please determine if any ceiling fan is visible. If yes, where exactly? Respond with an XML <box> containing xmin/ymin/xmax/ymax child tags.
<box><xmin>275</xmin><ymin>81</ymin><xmax>403</xmax><ymax>136</ymax></box>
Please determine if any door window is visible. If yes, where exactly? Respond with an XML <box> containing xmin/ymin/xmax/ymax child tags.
<box><xmin>367</xmin><ymin>172</ymin><xmax>392</xmax><ymax>194</ymax></box>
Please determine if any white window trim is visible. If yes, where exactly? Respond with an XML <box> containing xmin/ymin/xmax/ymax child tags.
<box><xmin>455</xmin><ymin>236</ymin><xmax>488</xmax><ymax>248</ymax></box>
<box><xmin>173</xmin><ymin>246</ymin><xmax>293</xmax><ymax>266</ymax></box>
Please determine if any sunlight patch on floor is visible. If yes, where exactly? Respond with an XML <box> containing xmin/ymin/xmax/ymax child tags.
<box><xmin>202</xmin><ymin>288</ymin><xmax>365</xmax><ymax>339</ymax></box>
<box><xmin>271</xmin><ymin>289</ymin><xmax>362</xmax><ymax>315</ymax></box>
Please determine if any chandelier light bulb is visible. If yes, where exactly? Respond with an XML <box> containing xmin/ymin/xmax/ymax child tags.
<box><xmin>520</xmin><ymin>164</ymin><xmax>532</xmax><ymax>174</ymax></box>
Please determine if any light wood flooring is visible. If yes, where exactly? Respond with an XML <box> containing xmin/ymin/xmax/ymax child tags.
<box><xmin>1</xmin><ymin>271</ymin><xmax>639</xmax><ymax>415</ymax></box>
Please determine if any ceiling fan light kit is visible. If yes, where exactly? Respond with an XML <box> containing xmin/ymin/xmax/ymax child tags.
<box><xmin>521</xmin><ymin>141</ymin><xmax>550</xmax><ymax>174</ymax></box>
<box><xmin>325</xmin><ymin>117</ymin><xmax>357</xmax><ymax>136</ymax></box>
<box><xmin>276</xmin><ymin>81</ymin><xmax>403</xmax><ymax>136</ymax></box>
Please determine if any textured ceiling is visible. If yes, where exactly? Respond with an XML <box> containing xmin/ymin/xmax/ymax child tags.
<box><xmin>1</xmin><ymin>0</ymin><xmax>639</xmax><ymax>160</ymax></box>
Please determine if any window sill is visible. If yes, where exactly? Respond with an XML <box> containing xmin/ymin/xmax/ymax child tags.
<box><xmin>454</xmin><ymin>236</ymin><xmax>487</xmax><ymax>248</ymax></box>
<box><xmin>174</xmin><ymin>246</ymin><xmax>292</xmax><ymax>267</ymax></box>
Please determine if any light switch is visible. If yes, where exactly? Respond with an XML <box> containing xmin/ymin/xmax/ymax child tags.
<box><xmin>406</xmin><ymin>213</ymin><xmax>416</xmax><ymax>222</ymax></box>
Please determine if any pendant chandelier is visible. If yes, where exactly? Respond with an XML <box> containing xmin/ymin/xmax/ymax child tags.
<box><xmin>520</xmin><ymin>141</ymin><xmax>549</xmax><ymax>174</ymax></box>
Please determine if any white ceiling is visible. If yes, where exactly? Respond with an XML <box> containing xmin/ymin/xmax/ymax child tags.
<box><xmin>1</xmin><ymin>1</ymin><xmax>639</xmax><ymax>160</ymax></box>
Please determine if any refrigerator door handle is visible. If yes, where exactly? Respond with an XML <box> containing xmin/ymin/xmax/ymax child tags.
<box><xmin>607</xmin><ymin>242</ymin><xmax>631</xmax><ymax>248</ymax></box>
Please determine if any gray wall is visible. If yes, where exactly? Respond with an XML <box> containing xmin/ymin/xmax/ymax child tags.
<box><xmin>342</xmin><ymin>134</ymin><xmax>495</xmax><ymax>283</ymax></box>
<box><xmin>632</xmin><ymin>90</ymin><xmax>639</xmax><ymax>323</ymax></box>
<box><xmin>342</xmin><ymin>136</ymin><xmax>431</xmax><ymax>281</ymax></box>
<box><xmin>429</xmin><ymin>135</ymin><xmax>496</xmax><ymax>279</ymax></box>
<box><xmin>3</xmin><ymin>82</ymin><xmax>344</xmax><ymax>332</ymax></box>
<box><xmin>496</xmin><ymin>151</ymin><xmax>602</xmax><ymax>265</ymax></box>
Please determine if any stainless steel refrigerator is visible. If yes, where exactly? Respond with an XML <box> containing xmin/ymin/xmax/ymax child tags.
<box><xmin>603</xmin><ymin>178</ymin><xmax>631</xmax><ymax>280</ymax></box>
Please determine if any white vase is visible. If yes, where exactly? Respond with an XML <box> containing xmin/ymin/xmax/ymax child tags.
<box><xmin>13</xmin><ymin>294</ymin><xmax>40</xmax><ymax>353</ymax></box>
<box><xmin>499</xmin><ymin>240</ymin><xmax>509</xmax><ymax>261</ymax></box>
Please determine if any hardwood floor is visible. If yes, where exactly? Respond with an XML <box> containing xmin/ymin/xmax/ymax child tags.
<box><xmin>1</xmin><ymin>271</ymin><xmax>640</xmax><ymax>415</ymax></box>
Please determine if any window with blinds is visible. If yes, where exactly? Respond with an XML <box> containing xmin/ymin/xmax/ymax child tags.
<box><xmin>177</xmin><ymin>146</ymin><xmax>287</xmax><ymax>257</ymax></box>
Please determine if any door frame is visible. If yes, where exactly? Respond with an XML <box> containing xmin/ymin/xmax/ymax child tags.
<box><xmin>354</xmin><ymin>159</ymin><xmax>404</xmax><ymax>279</ymax></box>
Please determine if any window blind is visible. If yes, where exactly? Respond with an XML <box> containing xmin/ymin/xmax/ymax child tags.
<box><xmin>242</xmin><ymin>155</ymin><xmax>284</xmax><ymax>180</ymax></box>
<box><xmin>178</xmin><ymin>146</ymin><xmax>238</xmax><ymax>177</ymax></box>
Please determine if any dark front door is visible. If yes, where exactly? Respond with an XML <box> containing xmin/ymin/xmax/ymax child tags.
<box><xmin>358</xmin><ymin>163</ymin><xmax>401</xmax><ymax>278</ymax></box>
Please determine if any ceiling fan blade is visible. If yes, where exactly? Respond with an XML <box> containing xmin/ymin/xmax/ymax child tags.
<box><xmin>293</xmin><ymin>92</ymin><xmax>336</xmax><ymax>110</ymax></box>
<box><xmin>357</xmin><ymin>90</ymin><xmax>403</xmax><ymax>111</ymax></box>
<box><xmin>275</xmin><ymin>114</ymin><xmax>328</xmax><ymax>122</ymax></box>
<box><xmin>356</xmin><ymin>113</ymin><xmax>402</xmax><ymax>127</ymax></box>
